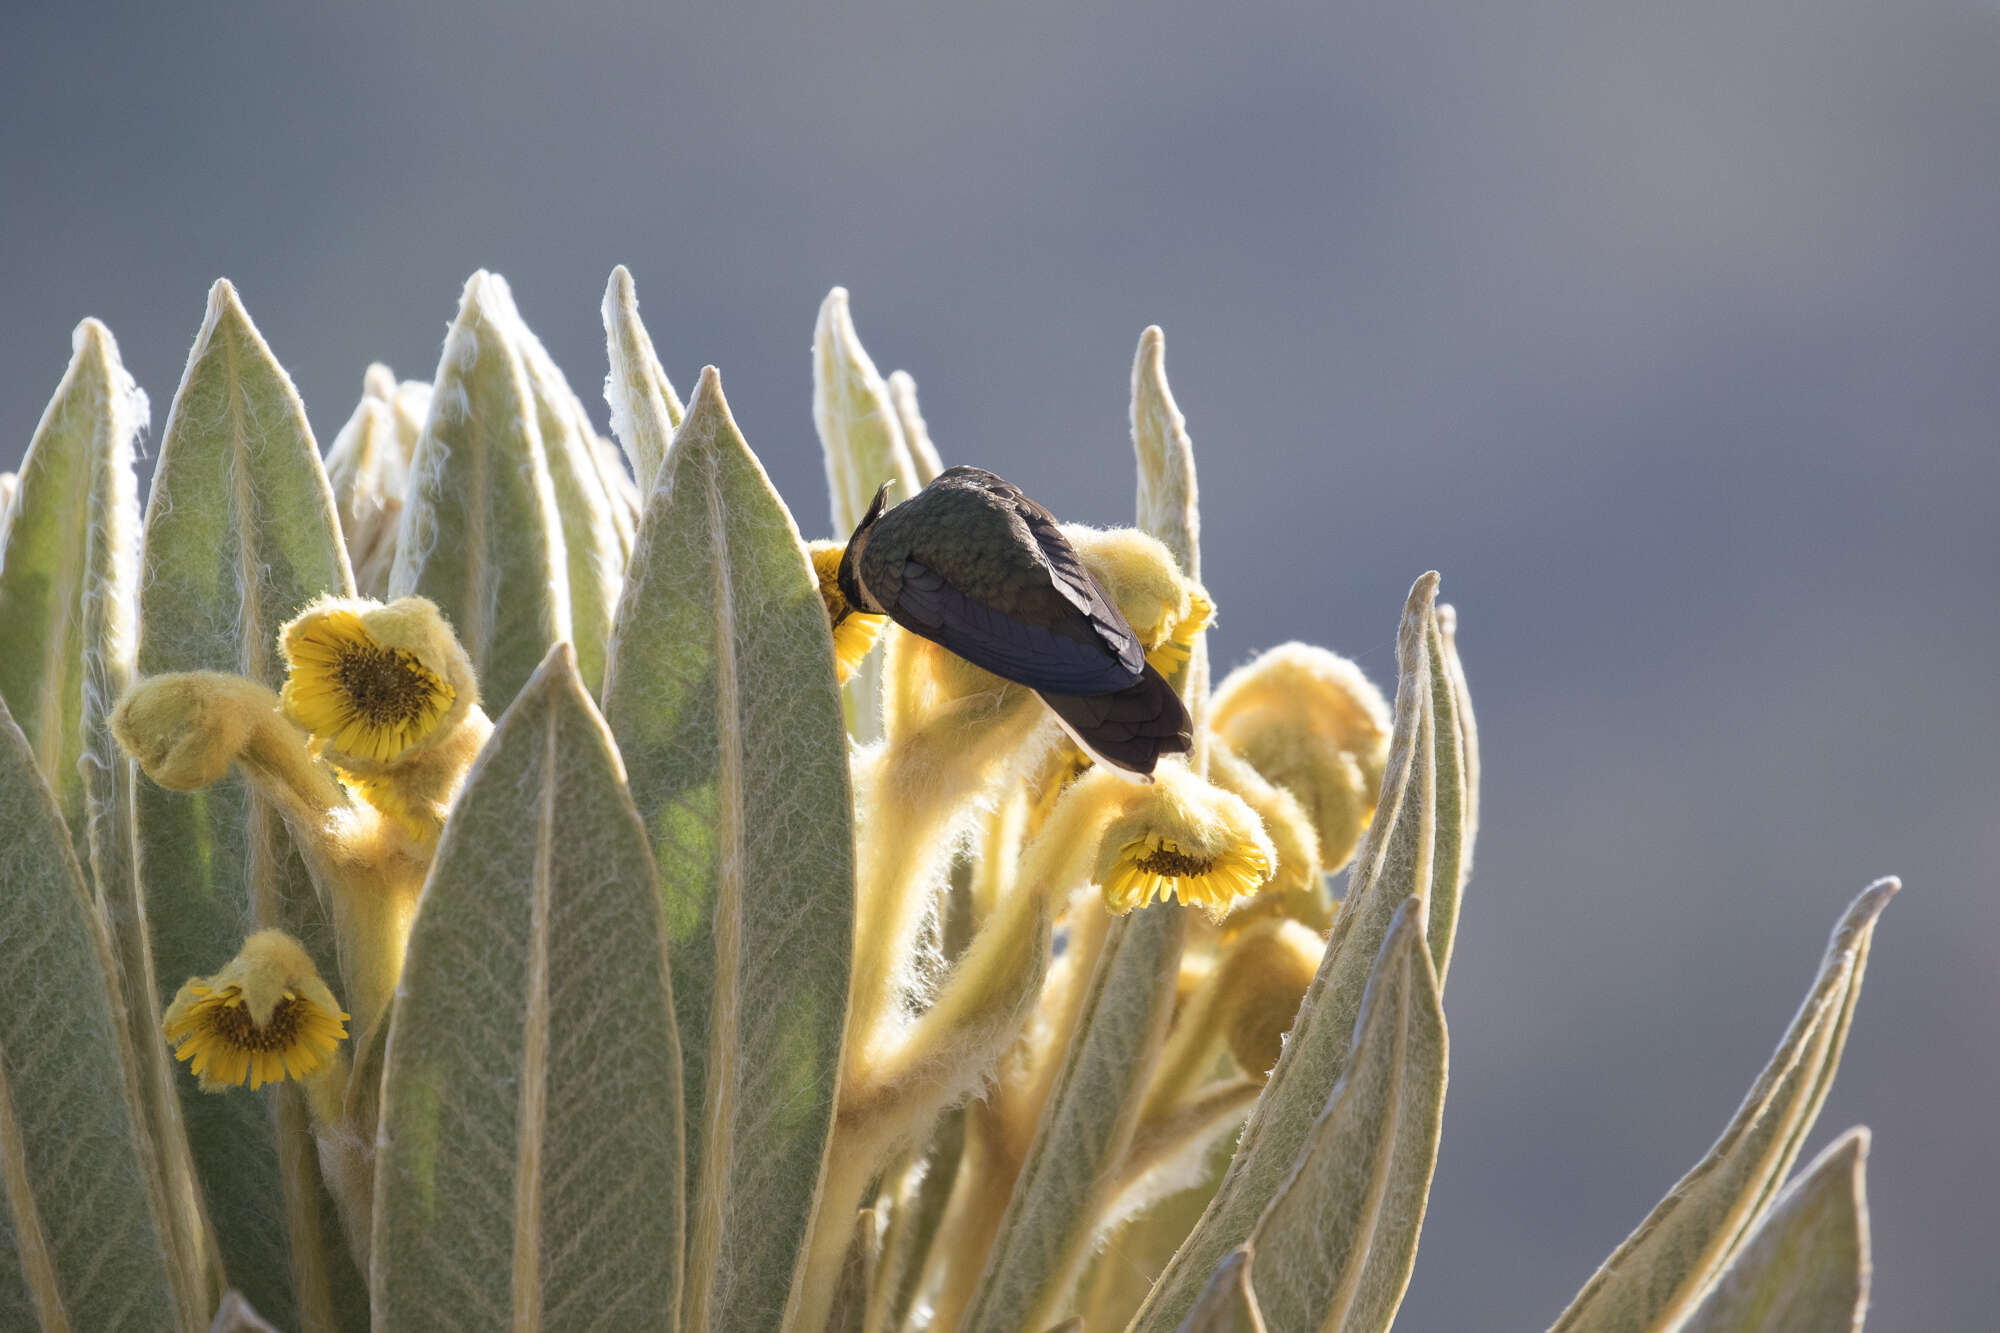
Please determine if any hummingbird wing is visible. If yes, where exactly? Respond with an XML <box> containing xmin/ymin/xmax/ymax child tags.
<box><xmin>863</xmin><ymin>467</ymin><xmax>1146</xmax><ymax>695</ymax></box>
<box><xmin>1040</xmin><ymin>663</ymin><xmax>1195</xmax><ymax>775</ymax></box>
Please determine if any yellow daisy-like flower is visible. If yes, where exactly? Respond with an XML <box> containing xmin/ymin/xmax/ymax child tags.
<box><xmin>281</xmin><ymin>605</ymin><xmax>455</xmax><ymax>763</ymax></box>
<box><xmin>1093</xmin><ymin>761</ymin><xmax>1276</xmax><ymax>918</ymax></box>
<box><xmin>162</xmin><ymin>930</ymin><xmax>349</xmax><ymax>1092</ymax></box>
<box><xmin>809</xmin><ymin>540</ymin><xmax>888</xmax><ymax>684</ymax></box>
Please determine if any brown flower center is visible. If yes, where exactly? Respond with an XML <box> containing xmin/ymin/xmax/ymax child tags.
<box><xmin>337</xmin><ymin>644</ymin><xmax>436</xmax><ymax>726</ymax></box>
<box><xmin>209</xmin><ymin>995</ymin><xmax>308</xmax><ymax>1052</ymax></box>
<box><xmin>1134</xmin><ymin>844</ymin><xmax>1216</xmax><ymax>877</ymax></box>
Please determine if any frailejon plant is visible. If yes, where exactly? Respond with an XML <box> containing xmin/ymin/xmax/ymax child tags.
<box><xmin>0</xmin><ymin>270</ymin><xmax>1894</xmax><ymax>1332</ymax></box>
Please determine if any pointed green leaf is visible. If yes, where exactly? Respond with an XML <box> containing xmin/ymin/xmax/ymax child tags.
<box><xmin>390</xmin><ymin>270</ymin><xmax>571</xmax><ymax>713</ymax></box>
<box><xmin>813</xmin><ymin>288</ymin><xmax>921</xmax><ymax>743</ymax></box>
<box><xmin>1180</xmin><ymin>1250</ymin><xmax>1269</xmax><ymax>1333</ymax></box>
<box><xmin>134</xmin><ymin>279</ymin><xmax>363</xmax><ymax>1330</ymax></box>
<box><xmin>1429</xmin><ymin>606</ymin><xmax>1479</xmax><ymax>982</ymax></box>
<box><xmin>1678</xmin><ymin>1128</ymin><xmax>1870</xmax><ymax>1333</ymax></box>
<box><xmin>373</xmin><ymin>645</ymin><xmax>684</xmax><ymax>1329</ymax></box>
<box><xmin>0</xmin><ymin>318</ymin><xmax>144</xmax><ymax>886</ymax></box>
<box><xmin>813</xmin><ymin>288</ymin><xmax>921</xmax><ymax>539</ymax></box>
<box><xmin>1243</xmin><ymin>898</ymin><xmax>1446</xmax><ymax>1333</ymax></box>
<box><xmin>1130</xmin><ymin>326</ymin><xmax>1200</xmax><ymax>582</ymax></box>
<box><xmin>512</xmin><ymin>293</ymin><xmax>628</xmax><ymax>696</ymax></box>
<box><xmin>1128</xmin><ymin>325</ymin><xmax>1208</xmax><ymax>712</ymax></box>
<box><xmin>962</xmin><ymin>908</ymin><xmax>1185</xmax><ymax>1333</ymax></box>
<box><xmin>601</xmin><ymin>368</ymin><xmax>854</xmax><ymax>1331</ymax></box>
<box><xmin>1135</xmin><ymin>574</ymin><xmax>1469</xmax><ymax>1330</ymax></box>
<box><xmin>886</xmin><ymin>370</ymin><xmax>944</xmax><ymax>485</ymax></box>
<box><xmin>1549</xmin><ymin>881</ymin><xmax>1895</xmax><ymax>1333</ymax></box>
<box><xmin>601</xmin><ymin>265</ymin><xmax>685</xmax><ymax>498</ymax></box>
<box><xmin>208</xmin><ymin>1291</ymin><xmax>281</xmax><ymax>1332</ymax></box>
<box><xmin>0</xmin><ymin>321</ymin><xmax>191</xmax><ymax>1285</ymax></box>
<box><xmin>0</xmin><ymin>700</ymin><xmax>191</xmax><ymax>1330</ymax></box>
<box><xmin>323</xmin><ymin>369</ymin><xmax>409</xmax><ymax>600</ymax></box>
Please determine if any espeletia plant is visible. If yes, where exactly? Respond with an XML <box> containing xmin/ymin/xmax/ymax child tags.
<box><xmin>0</xmin><ymin>268</ymin><xmax>1894</xmax><ymax>1332</ymax></box>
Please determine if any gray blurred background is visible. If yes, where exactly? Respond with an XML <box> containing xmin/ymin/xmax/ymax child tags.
<box><xmin>4</xmin><ymin>2</ymin><xmax>1995</xmax><ymax>1327</ymax></box>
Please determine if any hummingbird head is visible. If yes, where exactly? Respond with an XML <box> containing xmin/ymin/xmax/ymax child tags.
<box><xmin>837</xmin><ymin>481</ymin><xmax>894</xmax><ymax>615</ymax></box>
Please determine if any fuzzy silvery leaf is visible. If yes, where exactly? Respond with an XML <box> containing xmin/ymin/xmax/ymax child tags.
<box><xmin>0</xmin><ymin>699</ymin><xmax>194</xmax><ymax>1330</ymax></box>
<box><xmin>1135</xmin><ymin>573</ymin><xmax>1468</xmax><ymax>1330</ymax></box>
<box><xmin>390</xmin><ymin>270</ymin><xmax>571</xmax><ymax>713</ymax></box>
<box><xmin>0</xmin><ymin>320</ymin><xmax>165</xmax><ymax>1108</ymax></box>
<box><xmin>869</xmin><ymin>1113</ymin><xmax>965</xmax><ymax>1333</ymax></box>
<box><xmin>1242</xmin><ymin>897</ymin><xmax>1446</xmax><ymax>1333</ymax></box>
<box><xmin>601</xmin><ymin>265</ymin><xmax>684</xmax><ymax>498</ymax></box>
<box><xmin>512</xmin><ymin>295</ymin><xmax>630</xmax><ymax>696</ymax></box>
<box><xmin>1420</xmin><ymin>607</ymin><xmax>1474</xmax><ymax>982</ymax></box>
<box><xmin>812</xmin><ymin>288</ymin><xmax>922</xmax><ymax>744</ymax></box>
<box><xmin>1549</xmin><ymin>880</ymin><xmax>1895</xmax><ymax>1333</ymax></box>
<box><xmin>961</xmin><ymin>908</ymin><xmax>1186</xmax><ymax>1333</ymax></box>
<box><xmin>1179</xmin><ymin>1250</ymin><xmax>1268</xmax><ymax>1333</ymax></box>
<box><xmin>1129</xmin><ymin>325</ymin><xmax>1209</xmax><ymax>711</ymax></box>
<box><xmin>372</xmin><ymin>645</ymin><xmax>684</xmax><ymax>1331</ymax></box>
<box><xmin>133</xmin><ymin>280</ymin><xmax>364</xmax><ymax>1331</ymax></box>
<box><xmin>886</xmin><ymin>370</ymin><xmax>944</xmax><ymax>485</ymax></box>
<box><xmin>600</xmin><ymin>368</ymin><xmax>854</xmax><ymax>1332</ymax></box>
<box><xmin>1675</xmin><ymin>1128</ymin><xmax>1870</xmax><ymax>1333</ymax></box>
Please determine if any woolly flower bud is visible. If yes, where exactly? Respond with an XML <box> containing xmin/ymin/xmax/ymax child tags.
<box><xmin>1213</xmin><ymin>919</ymin><xmax>1325</xmax><ymax>1076</ymax></box>
<box><xmin>1209</xmin><ymin>642</ymin><xmax>1390</xmax><ymax>872</ymax></box>
<box><xmin>1208</xmin><ymin>741</ymin><xmax>1330</xmax><ymax>932</ymax></box>
<box><xmin>162</xmin><ymin>930</ymin><xmax>349</xmax><ymax>1092</ymax></box>
<box><xmin>808</xmin><ymin>539</ymin><xmax>889</xmax><ymax>683</ymax></box>
<box><xmin>1064</xmin><ymin>525</ymin><xmax>1214</xmax><ymax>675</ymax></box>
<box><xmin>1093</xmin><ymin>760</ymin><xmax>1276</xmax><ymax>918</ymax></box>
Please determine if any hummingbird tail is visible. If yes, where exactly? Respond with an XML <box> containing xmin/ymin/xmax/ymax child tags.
<box><xmin>1039</xmin><ymin>664</ymin><xmax>1194</xmax><ymax>777</ymax></box>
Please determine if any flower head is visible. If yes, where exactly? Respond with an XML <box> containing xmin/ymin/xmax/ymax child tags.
<box><xmin>1064</xmin><ymin>525</ymin><xmax>1214</xmax><ymax>676</ymax></box>
<box><xmin>163</xmin><ymin>930</ymin><xmax>349</xmax><ymax>1091</ymax></box>
<box><xmin>1094</xmin><ymin>760</ymin><xmax>1276</xmax><ymax>918</ymax></box>
<box><xmin>280</xmin><ymin>596</ymin><xmax>470</xmax><ymax>765</ymax></box>
<box><xmin>810</xmin><ymin>540</ymin><xmax>888</xmax><ymax>684</ymax></box>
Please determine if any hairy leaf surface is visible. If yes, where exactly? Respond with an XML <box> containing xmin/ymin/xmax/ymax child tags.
<box><xmin>1134</xmin><ymin>574</ymin><xmax>1466</xmax><ymax>1330</ymax></box>
<box><xmin>390</xmin><ymin>271</ymin><xmax>570</xmax><ymax>713</ymax></box>
<box><xmin>133</xmin><ymin>280</ymin><xmax>362</xmax><ymax>1330</ymax></box>
<box><xmin>962</xmin><ymin>908</ymin><xmax>1185</xmax><ymax>1333</ymax></box>
<box><xmin>601</xmin><ymin>266</ymin><xmax>684</xmax><ymax>498</ymax></box>
<box><xmin>373</xmin><ymin>646</ymin><xmax>684</xmax><ymax>1330</ymax></box>
<box><xmin>1245</xmin><ymin>898</ymin><xmax>1446</xmax><ymax>1333</ymax></box>
<box><xmin>0</xmin><ymin>701</ymin><xmax>189</xmax><ymax>1330</ymax></box>
<box><xmin>601</xmin><ymin>368</ymin><xmax>855</xmax><ymax>1332</ymax></box>
<box><xmin>1549</xmin><ymin>880</ymin><xmax>1895</xmax><ymax>1333</ymax></box>
<box><xmin>1677</xmin><ymin>1128</ymin><xmax>1870</xmax><ymax>1333</ymax></box>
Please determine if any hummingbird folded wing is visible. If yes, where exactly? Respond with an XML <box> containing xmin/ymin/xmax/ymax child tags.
<box><xmin>890</xmin><ymin>556</ymin><xmax>1143</xmax><ymax>695</ymax></box>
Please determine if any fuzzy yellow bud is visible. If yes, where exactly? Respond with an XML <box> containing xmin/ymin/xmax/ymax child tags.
<box><xmin>1213</xmin><ymin>919</ymin><xmax>1324</xmax><ymax>1076</ymax></box>
<box><xmin>111</xmin><ymin>671</ymin><xmax>270</xmax><ymax>791</ymax></box>
<box><xmin>162</xmin><ymin>930</ymin><xmax>349</xmax><ymax>1092</ymax></box>
<box><xmin>1209</xmin><ymin>642</ymin><xmax>1390</xmax><ymax>872</ymax></box>
<box><xmin>1208</xmin><ymin>741</ymin><xmax>1330</xmax><ymax>932</ymax></box>
<box><xmin>1064</xmin><ymin>525</ymin><xmax>1214</xmax><ymax>675</ymax></box>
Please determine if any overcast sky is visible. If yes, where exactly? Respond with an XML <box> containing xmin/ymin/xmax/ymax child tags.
<box><xmin>5</xmin><ymin>3</ymin><xmax>1998</xmax><ymax>1328</ymax></box>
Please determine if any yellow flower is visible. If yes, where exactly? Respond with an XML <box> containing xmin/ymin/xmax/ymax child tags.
<box><xmin>281</xmin><ymin>602</ymin><xmax>456</xmax><ymax>763</ymax></box>
<box><xmin>1063</xmin><ymin>525</ymin><xmax>1214</xmax><ymax>676</ymax></box>
<box><xmin>1094</xmin><ymin>761</ymin><xmax>1276</xmax><ymax>918</ymax></box>
<box><xmin>162</xmin><ymin>930</ymin><xmax>349</xmax><ymax>1092</ymax></box>
<box><xmin>810</xmin><ymin>540</ymin><xmax>888</xmax><ymax>684</ymax></box>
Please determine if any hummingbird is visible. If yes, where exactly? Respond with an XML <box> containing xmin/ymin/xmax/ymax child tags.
<box><xmin>836</xmin><ymin>466</ymin><xmax>1194</xmax><ymax>777</ymax></box>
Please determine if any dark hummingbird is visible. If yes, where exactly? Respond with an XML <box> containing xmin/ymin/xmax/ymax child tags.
<box><xmin>836</xmin><ymin>466</ymin><xmax>1194</xmax><ymax>776</ymax></box>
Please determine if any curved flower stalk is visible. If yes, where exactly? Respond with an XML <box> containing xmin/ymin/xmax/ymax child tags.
<box><xmin>0</xmin><ymin>273</ymin><xmax>1901</xmax><ymax>1333</ymax></box>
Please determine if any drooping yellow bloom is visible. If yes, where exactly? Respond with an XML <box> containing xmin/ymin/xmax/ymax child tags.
<box><xmin>1065</xmin><ymin>525</ymin><xmax>1214</xmax><ymax>676</ymax></box>
<box><xmin>162</xmin><ymin>930</ymin><xmax>349</xmax><ymax>1092</ymax></box>
<box><xmin>809</xmin><ymin>540</ymin><xmax>888</xmax><ymax>684</ymax></box>
<box><xmin>281</xmin><ymin>604</ymin><xmax>455</xmax><ymax>762</ymax></box>
<box><xmin>1093</xmin><ymin>760</ymin><xmax>1276</xmax><ymax>917</ymax></box>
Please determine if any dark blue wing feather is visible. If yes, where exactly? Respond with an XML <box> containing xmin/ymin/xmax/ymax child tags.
<box><xmin>895</xmin><ymin>558</ymin><xmax>1141</xmax><ymax>695</ymax></box>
